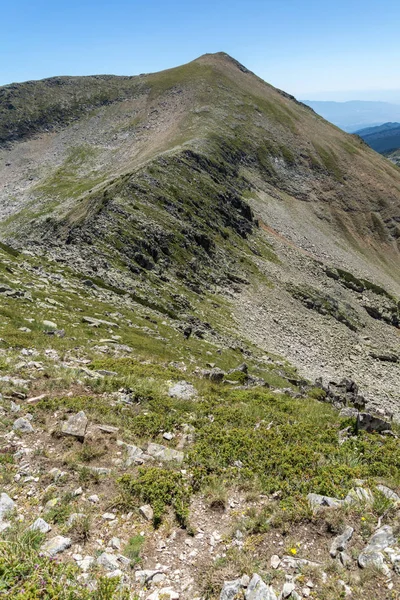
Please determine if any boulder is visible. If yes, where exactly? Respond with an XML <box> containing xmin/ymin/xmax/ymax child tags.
<box><xmin>356</xmin><ymin>413</ymin><xmax>391</xmax><ymax>434</ymax></box>
<box><xmin>61</xmin><ymin>411</ymin><xmax>88</xmax><ymax>441</ymax></box>
<box><xmin>13</xmin><ymin>417</ymin><xmax>34</xmax><ymax>433</ymax></box>
<box><xmin>358</xmin><ymin>526</ymin><xmax>396</xmax><ymax>571</ymax></box>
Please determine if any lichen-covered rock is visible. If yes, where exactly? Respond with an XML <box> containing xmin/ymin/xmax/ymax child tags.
<box><xmin>61</xmin><ymin>411</ymin><xmax>88</xmax><ymax>441</ymax></box>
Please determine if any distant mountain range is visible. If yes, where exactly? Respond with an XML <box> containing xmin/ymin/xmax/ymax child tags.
<box><xmin>302</xmin><ymin>100</ymin><xmax>400</xmax><ymax>132</ymax></box>
<box><xmin>356</xmin><ymin>122</ymin><xmax>400</xmax><ymax>153</ymax></box>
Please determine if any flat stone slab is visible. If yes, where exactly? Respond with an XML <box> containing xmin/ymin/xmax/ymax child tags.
<box><xmin>61</xmin><ymin>411</ymin><xmax>88</xmax><ymax>441</ymax></box>
<box><xmin>168</xmin><ymin>381</ymin><xmax>197</xmax><ymax>400</ymax></box>
<box><xmin>41</xmin><ymin>535</ymin><xmax>71</xmax><ymax>557</ymax></box>
<box><xmin>147</xmin><ymin>442</ymin><xmax>184</xmax><ymax>463</ymax></box>
<box><xmin>13</xmin><ymin>417</ymin><xmax>34</xmax><ymax>433</ymax></box>
<box><xmin>307</xmin><ymin>493</ymin><xmax>343</xmax><ymax>509</ymax></box>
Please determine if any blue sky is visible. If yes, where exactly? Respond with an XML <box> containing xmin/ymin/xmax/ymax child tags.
<box><xmin>1</xmin><ymin>0</ymin><xmax>400</xmax><ymax>100</ymax></box>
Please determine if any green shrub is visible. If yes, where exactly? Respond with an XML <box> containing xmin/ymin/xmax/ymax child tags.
<box><xmin>117</xmin><ymin>467</ymin><xmax>191</xmax><ymax>527</ymax></box>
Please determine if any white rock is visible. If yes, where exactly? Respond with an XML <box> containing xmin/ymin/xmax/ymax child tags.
<box><xmin>41</xmin><ymin>535</ymin><xmax>71</xmax><ymax>557</ymax></box>
<box><xmin>29</xmin><ymin>518</ymin><xmax>51</xmax><ymax>533</ymax></box>
<box><xmin>140</xmin><ymin>504</ymin><xmax>154</xmax><ymax>521</ymax></box>
<box><xmin>102</xmin><ymin>512</ymin><xmax>116</xmax><ymax>521</ymax></box>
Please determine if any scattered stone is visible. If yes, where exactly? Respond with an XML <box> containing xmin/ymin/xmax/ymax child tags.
<box><xmin>220</xmin><ymin>578</ymin><xmax>243</xmax><ymax>600</ymax></box>
<box><xmin>67</xmin><ymin>513</ymin><xmax>86</xmax><ymax>526</ymax></box>
<box><xmin>97</xmin><ymin>552</ymin><xmax>120</xmax><ymax>571</ymax></box>
<box><xmin>245</xmin><ymin>573</ymin><xmax>277</xmax><ymax>600</ymax></box>
<box><xmin>61</xmin><ymin>411</ymin><xmax>88</xmax><ymax>441</ymax></box>
<box><xmin>13</xmin><ymin>417</ymin><xmax>34</xmax><ymax>433</ymax></box>
<box><xmin>376</xmin><ymin>485</ymin><xmax>400</xmax><ymax>503</ymax></box>
<box><xmin>41</xmin><ymin>536</ymin><xmax>71</xmax><ymax>557</ymax></box>
<box><xmin>88</xmin><ymin>494</ymin><xmax>100</xmax><ymax>503</ymax></box>
<box><xmin>135</xmin><ymin>569</ymin><xmax>166</xmax><ymax>585</ymax></box>
<box><xmin>345</xmin><ymin>487</ymin><xmax>373</xmax><ymax>504</ymax></box>
<box><xmin>270</xmin><ymin>555</ymin><xmax>281</xmax><ymax>569</ymax></box>
<box><xmin>97</xmin><ymin>424</ymin><xmax>119</xmax><ymax>434</ymax></box>
<box><xmin>110</xmin><ymin>537</ymin><xmax>121</xmax><ymax>550</ymax></box>
<box><xmin>139</xmin><ymin>504</ymin><xmax>154</xmax><ymax>522</ymax></box>
<box><xmin>330</xmin><ymin>526</ymin><xmax>354</xmax><ymax>557</ymax></box>
<box><xmin>82</xmin><ymin>316</ymin><xmax>119</xmax><ymax>328</ymax></box>
<box><xmin>0</xmin><ymin>493</ymin><xmax>15</xmax><ymax>523</ymax></box>
<box><xmin>168</xmin><ymin>381</ymin><xmax>197</xmax><ymax>400</ymax></box>
<box><xmin>163</xmin><ymin>432</ymin><xmax>174</xmax><ymax>440</ymax></box>
<box><xmin>307</xmin><ymin>493</ymin><xmax>343</xmax><ymax>509</ymax></box>
<box><xmin>147</xmin><ymin>442</ymin><xmax>184</xmax><ymax>463</ymax></box>
<box><xmin>358</xmin><ymin>526</ymin><xmax>395</xmax><ymax>571</ymax></box>
<box><xmin>282</xmin><ymin>582</ymin><xmax>295</xmax><ymax>597</ymax></box>
<box><xmin>29</xmin><ymin>518</ymin><xmax>51</xmax><ymax>533</ymax></box>
<box><xmin>102</xmin><ymin>513</ymin><xmax>116</xmax><ymax>521</ymax></box>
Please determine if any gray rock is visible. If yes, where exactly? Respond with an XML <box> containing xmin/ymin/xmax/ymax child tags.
<box><xmin>29</xmin><ymin>518</ymin><xmax>51</xmax><ymax>533</ymax></box>
<box><xmin>147</xmin><ymin>442</ymin><xmax>184</xmax><ymax>463</ymax></box>
<box><xmin>376</xmin><ymin>484</ymin><xmax>400</xmax><ymax>503</ymax></box>
<box><xmin>209</xmin><ymin>368</ymin><xmax>225</xmax><ymax>383</ymax></box>
<box><xmin>339</xmin><ymin>407</ymin><xmax>359</xmax><ymax>418</ymax></box>
<box><xmin>135</xmin><ymin>569</ymin><xmax>166</xmax><ymax>584</ymax></box>
<box><xmin>0</xmin><ymin>493</ymin><xmax>15</xmax><ymax>521</ymax></box>
<box><xmin>345</xmin><ymin>487</ymin><xmax>374</xmax><ymax>505</ymax></box>
<box><xmin>67</xmin><ymin>513</ymin><xmax>86</xmax><ymax>526</ymax></box>
<box><xmin>364</xmin><ymin>525</ymin><xmax>396</xmax><ymax>552</ymax></box>
<box><xmin>117</xmin><ymin>440</ymin><xmax>144</xmax><ymax>466</ymax></box>
<box><xmin>357</xmin><ymin>412</ymin><xmax>391</xmax><ymax>433</ymax></box>
<box><xmin>307</xmin><ymin>493</ymin><xmax>343</xmax><ymax>509</ymax></box>
<box><xmin>168</xmin><ymin>381</ymin><xmax>197</xmax><ymax>400</ymax></box>
<box><xmin>139</xmin><ymin>504</ymin><xmax>154</xmax><ymax>522</ymax></box>
<box><xmin>358</xmin><ymin>526</ymin><xmax>396</xmax><ymax>571</ymax></box>
<box><xmin>245</xmin><ymin>574</ymin><xmax>277</xmax><ymax>600</ymax></box>
<box><xmin>220</xmin><ymin>579</ymin><xmax>242</xmax><ymax>600</ymax></box>
<box><xmin>358</xmin><ymin>550</ymin><xmax>386</xmax><ymax>570</ymax></box>
<box><xmin>41</xmin><ymin>535</ymin><xmax>72</xmax><ymax>557</ymax></box>
<box><xmin>330</xmin><ymin>526</ymin><xmax>354</xmax><ymax>557</ymax></box>
<box><xmin>61</xmin><ymin>411</ymin><xmax>88</xmax><ymax>441</ymax></box>
<box><xmin>13</xmin><ymin>417</ymin><xmax>34</xmax><ymax>433</ymax></box>
<box><xmin>97</xmin><ymin>552</ymin><xmax>120</xmax><ymax>571</ymax></box>
<box><xmin>282</xmin><ymin>582</ymin><xmax>295</xmax><ymax>597</ymax></box>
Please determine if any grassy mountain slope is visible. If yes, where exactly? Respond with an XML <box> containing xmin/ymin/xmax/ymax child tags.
<box><xmin>1</xmin><ymin>53</ymin><xmax>400</xmax><ymax>599</ymax></box>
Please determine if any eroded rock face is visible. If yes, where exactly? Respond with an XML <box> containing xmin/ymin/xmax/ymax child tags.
<box><xmin>61</xmin><ymin>411</ymin><xmax>88</xmax><ymax>441</ymax></box>
<box><xmin>356</xmin><ymin>412</ymin><xmax>392</xmax><ymax>433</ymax></box>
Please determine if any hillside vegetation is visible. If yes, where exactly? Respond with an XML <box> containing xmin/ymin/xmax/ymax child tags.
<box><xmin>1</xmin><ymin>53</ymin><xmax>400</xmax><ymax>599</ymax></box>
